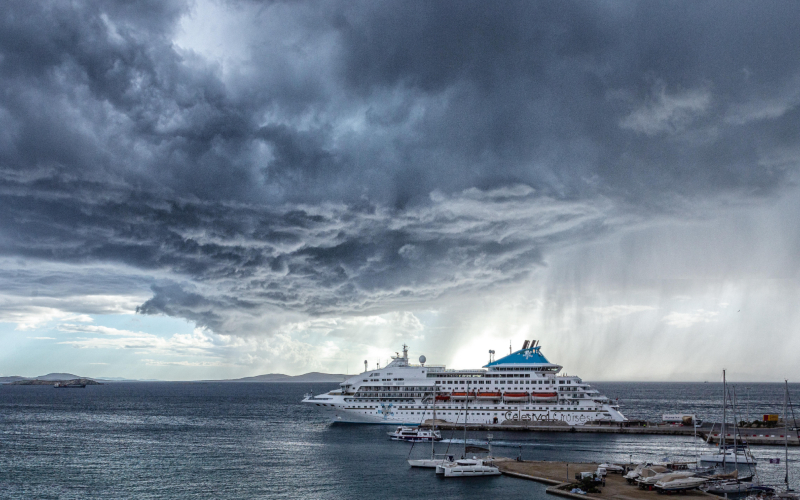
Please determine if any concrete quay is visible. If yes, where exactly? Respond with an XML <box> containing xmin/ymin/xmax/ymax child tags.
<box><xmin>496</xmin><ymin>460</ymin><xmax>716</xmax><ymax>500</ymax></box>
<box><xmin>423</xmin><ymin>420</ymin><xmax>800</xmax><ymax>445</ymax></box>
<box><xmin>424</xmin><ymin>419</ymin><xmax>705</xmax><ymax>436</ymax></box>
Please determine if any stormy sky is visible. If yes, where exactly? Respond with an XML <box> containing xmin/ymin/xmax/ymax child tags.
<box><xmin>1</xmin><ymin>0</ymin><xmax>799</xmax><ymax>381</ymax></box>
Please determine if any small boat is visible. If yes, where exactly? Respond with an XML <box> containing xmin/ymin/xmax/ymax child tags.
<box><xmin>702</xmin><ymin>481</ymin><xmax>774</xmax><ymax>495</ymax></box>
<box><xmin>435</xmin><ymin>394</ymin><xmax>451</xmax><ymax>401</ymax></box>
<box><xmin>598</xmin><ymin>463</ymin><xmax>625</xmax><ymax>474</ymax></box>
<box><xmin>437</xmin><ymin>458</ymin><xmax>501</xmax><ymax>477</ymax></box>
<box><xmin>475</xmin><ymin>392</ymin><xmax>502</xmax><ymax>400</ymax></box>
<box><xmin>388</xmin><ymin>426</ymin><xmax>442</xmax><ymax>442</ymax></box>
<box><xmin>638</xmin><ymin>469</ymin><xmax>689</xmax><ymax>489</ymax></box>
<box><xmin>531</xmin><ymin>391</ymin><xmax>558</xmax><ymax>400</ymax></box>
<box><xmin>502</xmin><ymin>392</ymin><xmax>529</xmax><ymax>402</ymax></box>
<box><xmin>54</xmin><ymin>382</ymin><xmax>86</xmax><ymax>388</ymax></box>
<box><xmin>624</xmin><ymin>463</ymin><xmax>647</xmax><ymax>483</ymax></box>
<box><xmin>655</xmin><ymin>476</ymin><xmax>707</xmax><ymax>492</ymax></box>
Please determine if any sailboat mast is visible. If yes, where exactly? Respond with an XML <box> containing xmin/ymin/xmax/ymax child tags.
<box><xmin>463</xmin><ymin>380</ymin><xmax>470</xmax><ymax>459</ymax></box>
<box><xmin>432</xmin><ymin>385</ymin><xmax>437</xmax><ymax>460</ymax></box>
<box><xmin>722</xmin><ymin>369</ymin><xmax>727</xmax><ymax>468</ymax></box>
<box><xmin>785</xmin><ymin>380</ymin><xmax>789</xmax><ymax>489</ymax></box>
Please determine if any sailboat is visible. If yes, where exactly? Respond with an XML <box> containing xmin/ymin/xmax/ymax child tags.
<box><xmin>435</xmin><ymin>380</ymin><xmax>501</xmax><ymax>477</ymax></box>
<box><xmin>775</xmin><ymin>380</ymin><xmax>799</xmax><ymax>500</ymax></box>
<box><xmin>699</xmin><ymin>370</ymin><xmax>757</xmax><ymax>465</ymax></box>
<box><xmin>408</xmin><ymin>386</ymin><xmax>455</xmax><ymax>468</ymax></box>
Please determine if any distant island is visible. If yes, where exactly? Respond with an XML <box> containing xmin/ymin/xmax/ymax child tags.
<box><xmin>1</xmin><ymin>372</ymin><xmax>347</xmax><ymax>384</ymax></box>
<box><xmin>216</xmin><ymin>372</ymin><xmax>347</xmax><ymax>383</ymax></box>
<box><xmin>10</xmin><ymin>378</ymin><xmax>103</xmax><ymax>386</ymax></box>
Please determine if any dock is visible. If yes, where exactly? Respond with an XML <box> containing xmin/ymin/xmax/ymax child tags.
<box><xmin>424</xmin><ymin>419</ymin><xmax>703</xmax><ymax>436</ymax></box>
<box><xmin>495</xmin><ymin>460</ymin><xmax>716</xmax><ymax>500</ymax></box>
<box><xmin>421</xmin><ymin>420</ymin><xmax>800</xmax><ymax>445</ymax></box>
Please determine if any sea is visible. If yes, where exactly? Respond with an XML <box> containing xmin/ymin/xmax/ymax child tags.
<box><xmin>1</xmin><ymin>382</ymin><xmax>799</xmax><ymax>499</ymax></box>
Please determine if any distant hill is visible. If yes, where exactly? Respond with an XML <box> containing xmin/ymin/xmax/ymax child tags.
<box><xmin>1</xmin><ymin>372</ymin><xmax>346</xmax><ymax>385</ymax></box>
<box><xmin>10</xmin><ymin>378</ymin><xmax>102</xmax><ymax>386</ymax></box>
<box><xmin>221</xmin><ymin>372</ymin><xmax>348</xmax><ymax>383</ymax></box>
<box><xmin>36</xmin><ymin>373</ymin><xmax>82</xmax><ymax>381</ymax></box>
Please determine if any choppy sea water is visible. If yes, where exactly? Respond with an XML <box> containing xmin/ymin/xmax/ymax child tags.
<box><xmin>1</xmin><ymin>382</ymin><xmax>799</xmax><ymax>499</ymax></box>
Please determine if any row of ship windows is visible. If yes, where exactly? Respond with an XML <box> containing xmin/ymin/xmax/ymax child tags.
<box><xmin>345</xmin><ymin>407</ymin><xmax>596</xmax><ymax>412</ymax></box>
<box><xmin>437</xmin><ymin>380</ymin><xmax>550</xmax><ymax>385</ymax></box>
<box><xmin>363</xmin><ymin>378</ymin><xmax>580</xmax><ymax>384</ymax></box>
<box><xmin>366</xmin><ymin>374</ymin><xmax>576</xmax><ymax>381</ymax></box>
<box><xmin>355</xmin><ymin>385</ymin><xmax>588</xmax><ymax>391</ymax></box>
<box><xmin>340</xmin><ymin>402</ymin><xmax>596</xmax><ymax>409</ymax></box>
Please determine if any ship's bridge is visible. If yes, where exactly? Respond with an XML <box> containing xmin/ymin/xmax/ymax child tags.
<box><xmin>483</xmin><ymin>344</ymin><xmax>561</xmax><ymax>372</ymax></box>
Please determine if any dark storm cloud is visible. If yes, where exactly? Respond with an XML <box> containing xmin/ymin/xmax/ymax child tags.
<box><xmin>0</xmin><ymin>1</ymin><xmax>798</xmax><ymax>333</ymax></box>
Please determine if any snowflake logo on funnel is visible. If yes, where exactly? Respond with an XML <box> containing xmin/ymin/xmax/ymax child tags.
<box><xmin>522</xmin><ymin>349</ymin><xmax>535</xmax><ymax>360</ymax></box>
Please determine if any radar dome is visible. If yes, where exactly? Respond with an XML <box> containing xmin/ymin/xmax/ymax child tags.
<box><xmin>419</xmin><ymin>355</ymin><xmax>426</xmax><ymax>364</ymax></box>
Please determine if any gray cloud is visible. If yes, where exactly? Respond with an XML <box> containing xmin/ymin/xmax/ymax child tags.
<box><xmin>1</xmin><ymin>0</ymin><xmax>799</xmax><ymax>341</ymax></box>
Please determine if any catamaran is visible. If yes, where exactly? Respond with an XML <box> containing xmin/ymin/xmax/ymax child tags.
<box><xmin>302</xmin><ymin>340</ymin><xmax>626</xmax><ymax>425</ymax></box>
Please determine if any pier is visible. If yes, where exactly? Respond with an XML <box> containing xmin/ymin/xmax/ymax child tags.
<box><xmin>424</xmin><ymin>419</ymin><xmax>702</xmax><ymax>435</ymax></box>
<box><xmin>494</xmin><ymin>460</ymin><xmax>716</xmax><ymax>500</ymax></box>
<box><xmin>422</xmin><ymin>420</ymin><xmax>800</xmax><ymax>445</ymax></box>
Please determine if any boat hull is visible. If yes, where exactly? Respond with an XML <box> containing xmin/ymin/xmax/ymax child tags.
<box><xmin>443</xmin><ymin>465</ymin><xmax>501</xmax><ymax>477</ymax></box>
<box><xmin>408</xmin><ymin>458</ymin><xmax>453</xmax><ymax>468</ymax></box>
<box><xmin>698</xmin><ymin>455</ymin><xmax>757</xmax><ymax>464</ymax></box>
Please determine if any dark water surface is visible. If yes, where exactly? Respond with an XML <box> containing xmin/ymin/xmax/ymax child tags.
<box><xmin>1</xmin><ymin>382</ymin><xmax>799</xmax><ymax>499</ymax></box>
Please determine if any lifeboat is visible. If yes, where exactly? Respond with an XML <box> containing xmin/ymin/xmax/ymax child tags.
<box><xmin>531</xmin><ymin>392</ymin><xmax>558</xmax><ymax>401</ymax></box>
<box><xmin>451</xmin><ymin>391</ymin><xmax>476</xmax><ymax>400</ymax></box>
<box><xmin>502</xmin><ymin>392</ymin><xmax>529</xmax><ymax>402</ymax></box>
<box><xmin>435</xmin><ymin>393</ymin><xmax>451</xmax><ymax>401</ymax></box>
<box><xmin>476</xmin><ymin>392</ymin><xmax>502</xmax><ymax>400</ymax></box>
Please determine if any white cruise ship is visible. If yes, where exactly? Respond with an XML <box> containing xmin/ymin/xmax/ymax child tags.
<box><xmin>302</xmin><ymin>341</ymin><xmax>626</xmax><ymax>425</ymax></box>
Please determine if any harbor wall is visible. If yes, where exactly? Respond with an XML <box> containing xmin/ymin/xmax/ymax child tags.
<box><xmin>422</xmin><ymin>420</ymin><xmax>800</xmax><ymax>445</ymax></box>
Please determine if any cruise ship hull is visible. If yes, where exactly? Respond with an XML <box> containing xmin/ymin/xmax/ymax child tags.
<box><xmin>315</xmin><ymin>405</ymin><xmax>624</xmax><ymax>425</ymax></box>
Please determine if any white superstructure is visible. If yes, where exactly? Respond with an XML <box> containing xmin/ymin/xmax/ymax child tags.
<box><xmin>302</xmin><ymin>341</ymin><xmax>626</xmax><ymax>425</ymax></box>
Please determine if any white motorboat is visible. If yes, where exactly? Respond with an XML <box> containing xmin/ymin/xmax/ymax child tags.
<box><xmin>655</xmin><ymin>476</ymin><xmax>707</xmax><ymax>492</ymax></box>
<box><xmin>702</xmin><ymin>481</ymin><xmax>773</xmax><ymax>496</ymax></box>
<box><xmin>388</xmin><ymin>426</ymin><xmax>442</xmax><ymax>442</ymax></box>
<box><xmin>437</xmin><ymin>458</ymin><xmax>501</xmax><ymax>477</ymax></box>
<box><xmin>634</xmin><ymin>466</ymin><xmax>669</xmax><ymax>486</ymax></box>
<box><xmin>624</xmin><ymin>463</ymin><xmax>647</xmax><ymax>483</ymax></box>
<box><xmin>598</xmin><ymin>463</ymin><xmax>625</xmax><ymax>474</ymax></box>
<box><xmin>638</xmin><ymin>470</ymin><xmax>693</xmax><ymax>489</ymax></box>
